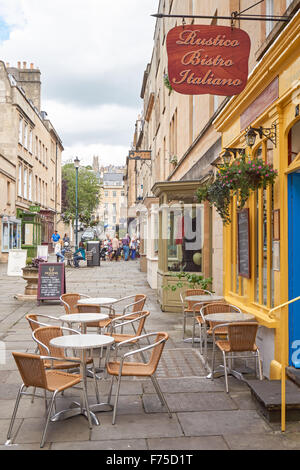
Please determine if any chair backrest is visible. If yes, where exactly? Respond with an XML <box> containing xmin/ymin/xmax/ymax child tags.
<box><xmin>26</xmin><ymin>314</ymin><xmax>39</xmax><ymax>332</ymax></box>
<box><xmin>227</xmin><ymin>322</ymin><xmax>259</xmax><ymax>352</ymax></box>
<box><xmin>185</xmin><ymin>289</ymin><xmax>212</xmax><ymax>312</ymax></box>
<box><xmin>60</xmin><ymin>293</ymin><xmax>81</xmax><ymax>314</ymax></box>
<box><xmin>33</xmin><ymin>326</ymin><xmax>65</xmax><ymax>358</ymax></box>
<box><xmin>77</xmin><ymin>303</ymin><xmax>101</xmax><ymax>313</ymax></box>
<box><xmin>131</xmin><ymin>294</ymin><xmax>147</xmax><ymax>313</ymax></box>
<box><xmin>147</xmin><ymin>332</ymin><xmax>169</xmax><ymax>375</ymax></box>
<box><xmin>13</xmin><ymin>352</ymin><xmax>47</xmax><ymax>389</ymax></box>
<box><xmin>201</xmin><ymin>302</ymin><xmax>240</xmax><ymax>316</ymax></box>
<box><xmin>113</xmin><ymin>311</ymin><xmax>150</xmax><ymax>336</ymax></box>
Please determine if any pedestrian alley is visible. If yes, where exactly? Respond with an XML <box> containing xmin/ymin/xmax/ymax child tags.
<box><xmin>1</xmin><ymin>260</ymin><xmax>300</xmax><ymax>450</ymax></box>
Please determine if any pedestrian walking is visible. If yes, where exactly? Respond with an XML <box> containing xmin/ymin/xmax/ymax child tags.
<box><xmin>122</xmin><ymin>233</ymin><xmax>130</xmax><ymax>261</ymax></box>
<box><xmin>73</xmin><ymin>241</ymin><xmax>86</xmax><ymax>268</ymax></box>
<box><xmin>63</xmin><ymin>233</ymin><xmax>70</xmax><ymax>244</ymax></box>
<box><xmin>111</xmin><ymin>234</ymin><xmax>120</xmax><ymax>261</ymax></box>
<box><xmin>130</xmin><ymin>236</ymin><xmax>137</xmax><ymax>260</ymax></box>
<box><xmin>54</xmin><ymin>240</ymin><xmax>64</xmax><ymax>263</ymax></box>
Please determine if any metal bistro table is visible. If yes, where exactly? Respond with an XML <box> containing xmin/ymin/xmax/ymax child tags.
<box><xmin>204</xmin><ymin>311</ymin><xmax>257</xmax><ymax>381</ymax></box>
<box><xmin>184</xmin><ymin>295</ymin><xmax>224</xmax><ymax>343</ymax></box>
<box><xmin>59</xmin><ymin>313</ymin><xmax>109</xmax><ymax>334</ymax></box>
<box><xmin>50</xmin><ymin>334</ymin><xmax>114</xmax><ymax>426</ymax></box>
<box><xmin>77</xmin><ymin>297</ymin><xmax>118</xmax><ymax>316</ymax></box>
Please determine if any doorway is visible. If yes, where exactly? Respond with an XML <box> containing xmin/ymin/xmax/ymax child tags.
<box><xmin>288</xmin><ymin>172</ymin><xmax>300</xmax><ymax>366</ymax></box>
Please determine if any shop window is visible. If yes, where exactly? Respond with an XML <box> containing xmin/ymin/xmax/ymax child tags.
<box><xmin>2</xmin><ymin>220</ymin><xmax>21</xmax><ymax>252</ymax></box>
<box><xmin>288</xmin><ymin>120</ymin><xmax>300</xmax><ymax>165</ymax></box>
<box><xmin>167</xmin><ymin>204</ymin><xmax>203</xmax><ymax>273</ymax></box>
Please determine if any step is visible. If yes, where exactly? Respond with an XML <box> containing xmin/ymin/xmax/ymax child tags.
<box><xmin>286</xmin><ymin>366</ymin><xmax>300</xmax><ymax>387</ymax></box>
<box><xmin>245</xmin><ymin>378</ymin><xmax>300</xmax><ymax>423</ymax></box>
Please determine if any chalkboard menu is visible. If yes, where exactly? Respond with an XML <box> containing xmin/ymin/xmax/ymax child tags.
<box><xmin>238</xmin><ymin>209</ymin><xmax>251</xmax><ymax>278</ymax></box>
<box><xmin>37</xmin><ymin>263</ymin><xmax>66</xmax><ymax>303</ymax></box>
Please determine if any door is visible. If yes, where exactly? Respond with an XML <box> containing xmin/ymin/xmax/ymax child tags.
<box><xmin>288</xmin><ymin>172</ymin><xmax>300</xmax><ymax>366</ymax></box>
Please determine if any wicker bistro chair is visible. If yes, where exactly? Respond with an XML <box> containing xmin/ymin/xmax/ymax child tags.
<box><xmin>180</xmin><ymin>289</ymin><xmax>213</xmax><ymax>340</ymax></box>
<box><xmin>7</xmin><ymin>352</ymin><xmax>84</xmax><ymax>448</ymax></box>
<box><xmin>112</xmin><ymin>294</ymin><xmax>147</xmax><ymax>321</ymax></box>
<box><xmin>211</xmin><ymin>322</ymin><xmax>263</xmax><ymax>393</ymax></box>
<box><xmin>106</xmin><ymin>332</ymin><xmax>172</xmax><ymax>425</ymax></box>
<box><xmin>26</xmin><ymin>314</ymin><xmax>61</xmax><ymax>332</ymax></box>
<box><xmin>76</xmin><ymin>303</ymin><xmax>113</xmax><ymax>332</ymax></box>
<box><xmin>105</xmin><ymin>310</ymin><xmax>150</xmax><ymax>346</ymax></box>
<box><xmin>60</xmin><ymin>293</ymin><xmax>90</xmax><ymax>315</ymax></box>
<box><xmin>199</xmin><ymin>303</ymin><xmax>241</xmax><ymax>366</ymax></box>
<box><xmin>32</xmin><ymin>326</ymin><xmax>100</xmax><ymax>403</ymax></box>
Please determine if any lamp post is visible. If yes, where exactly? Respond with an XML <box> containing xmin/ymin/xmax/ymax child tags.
<box><xmin>74</xmin><ymin>156</ymin><xmax>80</xmax><ymax>250</ymax></box>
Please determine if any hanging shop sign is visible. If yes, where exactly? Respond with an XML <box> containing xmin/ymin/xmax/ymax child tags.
<box><xmin>166</xmin><ymin>25</ymin><xmax>251</xmax><ymax>96</ymax></box>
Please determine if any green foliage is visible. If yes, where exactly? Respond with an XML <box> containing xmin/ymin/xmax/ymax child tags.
<box><xmin>164</xmin><ymin>74</ymin><xmax>173</xmax><ymax>92</ymax></box>
<box><xmin>165</xmin><ymin>272</ymin><xmax>213</xmax><ymax>292</ymax></box>
<box><xmin>197</xmin><ymin>156</ymin><xmax>278</xmax><ymax>224</ymax></box>
<box><xmin>62</xmin><ymin>164</ymin><xmax>101</xmax><ymax>224</ymax></box>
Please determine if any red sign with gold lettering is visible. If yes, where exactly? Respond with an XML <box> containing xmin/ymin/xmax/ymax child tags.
<box><xmin>166</xmin><ymin>25</ymin><xmax>251</xmax><ymax>96</ymax></box>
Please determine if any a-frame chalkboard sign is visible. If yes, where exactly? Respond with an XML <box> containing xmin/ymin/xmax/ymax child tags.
<box><xmin>37</xmin><ymin>263</ymin><xmax>66</xmax><ymax>305</ymax></box>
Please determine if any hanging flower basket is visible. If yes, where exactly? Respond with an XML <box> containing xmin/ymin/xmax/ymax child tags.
<box><xmin>197</xmin><ymin>156</ymin><xmax>278</xmax><ymax>224</ymax></box>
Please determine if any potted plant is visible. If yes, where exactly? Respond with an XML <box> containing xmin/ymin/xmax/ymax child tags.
<box><xmin>22</xmin><ymin>257</ymin><xmax>46</xmax><ymax>296</ymax></box>
<box><xmin>165</xmin><ymin>272</ymin><xmax>213</xmax><ymax>292</ymax></box>
<box><xmin>197</xmin><ymin>155</ymin><xmax>278</xmax><ymax>224</ymax></box>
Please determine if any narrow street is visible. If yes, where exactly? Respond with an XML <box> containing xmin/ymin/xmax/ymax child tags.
<box><xmin>0</xmin><ymin>260</ymin><xmax>300</xmax><ymax>451</ymax></box>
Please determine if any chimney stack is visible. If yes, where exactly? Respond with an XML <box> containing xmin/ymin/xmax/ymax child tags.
<box><xmin>17</xmin><ymin>61</ymin><xmax>21</xmax><ymax>69</ymax></box>
<box><xmin>23</xmin><ymin>61</ymin><xmax>27</xmax><ymax>69</ymax></box>
<box><xmin>30</xmin><ymin>63</ymin><xmax>34</xmax><ymax>70</ymax></box>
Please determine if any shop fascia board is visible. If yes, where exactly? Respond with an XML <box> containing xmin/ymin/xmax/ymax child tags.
<box><xmin>213</xmin><ymin>12</ymin><xmax>300</xmax><ymax>133</ymax></box>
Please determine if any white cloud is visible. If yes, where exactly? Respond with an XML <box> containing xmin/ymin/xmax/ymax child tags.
<box><xmin>0</xmin><ymin>0</ymin><xmax>156</xmax><ymax>164</ymax></box>
<box><xmin>63</xmin><ymin>143</ymin><xmax>129</xmax><ymax>167</ymax></box>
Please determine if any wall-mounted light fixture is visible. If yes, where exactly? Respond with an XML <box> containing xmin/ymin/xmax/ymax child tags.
<box><xmin>245</xmin><ymin>123</ymin><xmax>277</xmax><ymax>148</ymax></box>
<box><xmin>211</xmin><ymin>147</ymin><xmax>245</xmax><ymax>169</ymax></box>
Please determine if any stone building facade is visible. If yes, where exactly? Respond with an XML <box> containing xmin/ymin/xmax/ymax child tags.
<box><xmin>0</xmin><ymin>61</ymin><xmax>63</xmax><ymax>262</ymax></box>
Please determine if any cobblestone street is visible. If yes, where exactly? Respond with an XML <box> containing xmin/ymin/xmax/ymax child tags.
<box><xmin>1</xmin><ymin>260</ymin><xmax>300</xmax><ymax>450</ymax></box>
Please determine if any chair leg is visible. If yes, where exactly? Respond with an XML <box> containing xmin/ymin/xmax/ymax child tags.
<box><xmin>107</xmin><ymin>375</ymin><xmax>114</xmax><ymax>404</ymax></box>
<box><xmin>182</xmin><ymin>313</ymin><xmax>186</xmax><ymax>339</ymax></box>
<box><xmin>112</xmin><ymin>375</ymin><xmax>122</xmax><ymax>425</ymax></box>
<box><xmin>211</xmin><ymin>340</ymin><xmax>216</xmax><ymax>381</ymax></box>
<box><xmin>199</xmin><ymin>323</ymin><xmax>203</xmax><ymax>354</ymax></box>
<box><xmin>223</xmin><ymin>351</ymin><xmax>229</xmax><ymax>393</ymax></box>
<box><xmin>151</xmin><ymin>375</ymin><xmax>172</xmax><ymax>418</ymax></box>
<box><xmin>40</xmin><ymin>391</ymin><xmax>57</xmax><ymax>448</ymax></box>
<box><xmin>91</xmin><ymin>360</ymin><xmax>100</xmax><ymax>403</ymax></box>
<box><xmin>192</xmin><ymin>319</ymin><xmax>196</xmax><ymax>347</ymax></box>
<box><xmin>7</xmin><ymin>384</ymin><xmax>25</xmax><ymax>441</ymax></box>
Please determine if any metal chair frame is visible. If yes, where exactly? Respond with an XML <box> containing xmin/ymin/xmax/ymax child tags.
<box><xmin>180</xmin><ymin>289</ymin><xmax>213</xmax><ymax>340</ymax></box>
<box><xmin>198</xmin><ymin>303</ymin><xmax>241</xmax><ymax>365</ymax></box>
<box><xmin>211</xmin><ymin>322</ymin><xmax>263</xmax><ymax>393</ymax></box>
<box><xmin>59</xmin><ymin>293</ymin><xmax>90</xmax><ymax>315</ymax></box>
<box><xmin>7</xmin><ymin>354</ymin><xmax>88</xmax><ymax>448</ymax></box>
<box><xmin>106</xmin><ymin>332</ymin><xmax>172</xmax><ymax>425</ymax></box>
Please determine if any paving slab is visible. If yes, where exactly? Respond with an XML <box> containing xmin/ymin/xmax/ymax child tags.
<box><xmin>177</xmin><ymin>410</ymin><xmax>272</xmax><ymax>436</ymax></box>
<box><xmin>147</xmin><ymin>436</ymin><xmax>229</xmax><ymax>450</ymax></box>
<box><xmin>224</xmin><ymin>432</ymin><xmax>300</xmax><ymax>450</ymax></box>
<box><xmin>91</xmin><ymin>413</ymin><xmax>182</xmax><ymax>441</ymax></box>
<box><xmin>0</xmin><ymin>418</ymin><xmax>22</xmax><ymax>445</ymax></box>
<box><xmin>142</xmin><ymin>377</ymin><xmax>224</xmax><ymax>394</ymax></box>
<box><xmin>52</xmin><ymin>439</ymin><xmax>148</xmax><ymax>450</ymax></box>
<box><xmin>143</xmin><ymin>392</ymin><xmax>238</xmax><ymax>413</ymax></box>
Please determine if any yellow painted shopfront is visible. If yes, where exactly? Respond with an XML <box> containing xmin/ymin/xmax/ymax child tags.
<box><xmin>214</xmin><ymin>11</ymin><xmax>300</xmax><ymax>380</ymax></box>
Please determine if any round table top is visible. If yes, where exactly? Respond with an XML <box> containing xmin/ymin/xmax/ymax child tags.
<box><xmin>205</xmin><ymin>312</ymin><xmax>256</xmax><ymax>323</ymax></box>
<box><xmin>59</xmin><ymin>313</ymin><xmax>109</xmax><ymax>324</ymax></box>
<box><xmin>50</xmin><ymin>334</ymin><xmax>114</xmax><ymax>350</ymax></box>
<box><xmin>77</xmin><ymin>297</ymin><xmax>118</xmax><ymax>305</ymax></box>
<box><xmin>185</xmin><ymin>295</ymin><xmax>224</xmax><ymax>302</ymax></box>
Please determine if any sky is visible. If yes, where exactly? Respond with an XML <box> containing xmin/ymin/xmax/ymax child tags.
<box><xmin>0</xmin><ymin>0</ymin><xmax>156</xmax><ymax>167</ymax></box>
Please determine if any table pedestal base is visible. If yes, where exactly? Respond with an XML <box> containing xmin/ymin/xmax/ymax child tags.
<box><xmin>50</xmin><ymin>401</ymin><xmax>113</xmax><ymax>425</ymax></box>
<box><xmin>206</xmin><ymin>364</ymin><xmax>253</xmax><ymax>380</ymax></box>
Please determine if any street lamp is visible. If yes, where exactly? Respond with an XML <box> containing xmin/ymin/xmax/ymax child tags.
<box><xmin>74</xmin><ymin>156</ymin><xmax>80</xmax><ymax>250</ymax></box>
